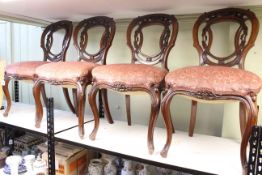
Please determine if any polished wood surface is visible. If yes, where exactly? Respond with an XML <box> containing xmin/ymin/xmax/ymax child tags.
<box><xmin>2</xmin><ymin>20</ymin><xmax>73</xmax><ymax>117</ymax></box>
<box><xmin>161</xmin><ymin>8</ymin><xmax>259</xmax><ymax>174</ymax></box>
<box><xmin>33</xmin><ymin>16</ymin><xmax>116</xmax><ymax>138</ymax></box>
<box><xmin>88</xmin><ymin>14</ymin><xmax>178</xmax><ymax>155</ymax></box>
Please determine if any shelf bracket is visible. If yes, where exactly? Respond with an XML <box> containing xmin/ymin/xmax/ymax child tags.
<box><xmin>47</xmin><ymin>97</ymin><xmax>55</xmax><ymax>175</ymax></box>
<box><xmin>14</xmin><ymin>80</ymin><xmax>19</xmax><ymax>102</ymax></box>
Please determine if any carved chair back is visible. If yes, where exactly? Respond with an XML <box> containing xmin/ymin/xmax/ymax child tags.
<box><xmin>41</xmin><ymin>20</ymin><xmax>73</xmax><ymax>62</ymax></box>
<box><xmin>193</xmin><ymin>8</ymin><xmax>259</xmax><ymax>69</ymax></box>
<box><xmin>127</xmin><ymin>14</ymin><xmax>178</xmax><ymax>71</ymax></box>
<box><xmin>73</xmin><ymin>16</ymin><xmax>116</xmax><ymax>64</ymax></box>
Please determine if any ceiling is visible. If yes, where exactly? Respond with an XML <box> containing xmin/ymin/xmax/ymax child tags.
<box><xmin>1</xmin><ymin>0</ymin><xmax>262</xmax><ymax>23</ymax></box>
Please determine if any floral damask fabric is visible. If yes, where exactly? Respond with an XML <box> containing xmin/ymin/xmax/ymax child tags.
<box><xmin>35</xmin><ymin>61</ymin><xmax>98</xmax><ymax>82</ymax></box>
<box><xmin>92</xmin><ymin>64</ymin><xmax>167</xmax><ymax>87</ymax></box>
<box><xmin>5</xmin><ymin>61</ymin><xmax>49</xmax><ymax>77</ymax></box>
<box><xmin>165</xmin><ymin>66</ymin><xmax>262</xmax><ymax>96</ymax></box>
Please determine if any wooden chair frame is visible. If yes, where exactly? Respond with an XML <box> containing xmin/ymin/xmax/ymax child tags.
<box><xmin>88</xmin><ymin>14</ymin><xmax>178</xmax><ymax>155</ymax></box>
<box><xmin>160</xmin><ymin>8</ymin><xmax>259</xmax><ymax>174</ymax></box>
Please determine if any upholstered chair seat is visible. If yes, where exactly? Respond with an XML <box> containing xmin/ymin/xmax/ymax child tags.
<box><xmin>5</xmin><ymin>61</ymin><xmax>49</xmax><ymax>78</ymax></box>
<box><xmin>166</xmin><ymin>66</ymin><xmax>262</xmax><ymax>96</ymax></box>
<box><xmin>36</xmin><ymin>61</ymin><xmax>98</xmax><ymax>82</ymax></box>
<box><xmin>92</xmin><ymin>64</ymin><xmax>167</xmax><ymax>87</ymax></box>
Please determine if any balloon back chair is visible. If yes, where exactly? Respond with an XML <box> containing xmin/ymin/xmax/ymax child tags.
<box><xmin>160</xmin><ymin>8</ymin><xmax>262</xmax><ymax>173</ymax></box>
<box><xmin>2</xmin><ymin>20</ymin><xmax>73</xmax><ymax>117</ymax></box>
<box><xmin>33</xmin><ymin>16</ymin><xmax>116</xmax><ymax>138</ymax></box>
<box><xmin>88</xmin><ymin>14</ymin><xmax>178</xmax><ymax>155</ymax></box>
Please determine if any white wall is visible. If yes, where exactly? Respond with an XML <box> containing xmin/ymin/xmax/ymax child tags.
<box><xmin>1</xmin><ymin>9</ymin><xmax>262</xmax><ymax>139</ymax></box>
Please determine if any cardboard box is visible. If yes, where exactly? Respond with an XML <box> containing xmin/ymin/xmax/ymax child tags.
<box><xmin>41</xmin><ymin>142</ymin><xmax>95</xmax><ymax>175</ymax></box>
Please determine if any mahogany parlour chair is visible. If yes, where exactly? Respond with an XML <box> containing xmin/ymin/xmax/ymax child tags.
<box><xmin>2</xmin><ymin>20</ymin><xmax>73</xmax><ymax>117</ymax></box>
<box><xmin>88</xmin><ymin>14</ymin><xmax>178</xmax><ymax>155</ymax></box>
<box><xmin>160</xmin><ymin>8</ymin><xmax>262</xmax><ymax>172</ymax></box>
<box><xmin>33</xmin><ymin>16</ymin><xmax>116</xmax><ymax>138</ymax></box>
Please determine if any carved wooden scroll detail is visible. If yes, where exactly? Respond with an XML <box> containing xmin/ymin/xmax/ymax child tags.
<box><xmin>193</xmin><ymin>8</ymin><xmax>259</xmax><ymax>68</ymax></box>
<box><xmin>73</xmin><ymin>16</ymin><xmax>116</xmax><ymax>64</ymax></box>
<box><xmin>41</xmin><ymin>20</ymin><xmax>73</xmax><ymax>62</ymax></box>
<box><xmin>127</xmin><ymin>14</ymin><xmax>178</xmax><ymax>71</ymax></box>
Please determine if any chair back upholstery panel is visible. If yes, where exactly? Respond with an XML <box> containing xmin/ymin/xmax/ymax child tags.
<box><xmin>73</xmin><ymin>16</ymin><xmax>116</xmax><ymax>64</ymax></box>
<box><xmin>41</xmin><ymin>20</ymin><xmax>73</xmax><ymax>62</ymax></box>
<box><xmin>127</xmin><ymin>14</ymin><xmax>178</xmax><ymax>71</ymax></box>
<box><xmin>193</xmin><ymin>8</ymin><xmax>259</xmax><ymax>68</ymax></box>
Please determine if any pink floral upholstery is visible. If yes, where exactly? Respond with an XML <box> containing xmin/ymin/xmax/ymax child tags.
<box><xmin>165</xmin><ymin>66</ymin><xmax>262</xmax><ymax>96</ymax></box>
<box><xmin>35</xmin><ymin>61</ymin><xmax>98</xmax><ymax>82</ymax></box>
<box><xmin>92</xmin><ymin>64</ymin><xmax>168</xmax><ymax>87</ymax></box>
<box><xmin>5</xmin><ymin>61</ymin><xmax>49</xmax><ymax>78</ymax></box>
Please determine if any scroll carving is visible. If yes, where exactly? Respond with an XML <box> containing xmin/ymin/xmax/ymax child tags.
<box><xmin>127</xmin><ymin>14</ymin><xmax>178</xmax><ymax>70</ymax></box>
<box><xmin>189</xmin><ymin>90</ymin><xmax>218</xmax><ymax>100</ymax></box>
<box><xmin>41</xmin><ymin>20</ymin><xmax>73</xmax><ymax>62</ymax></box>
<box><xmin>193</xmin><ymin>8</ymin><xmax>259</xmax><ymax>68</ymax></box>
<box><xmin>112</xmin><ymin>83</ymin><xmax>131</xmax><ymax>92</ymax></box>
<box><xmin>74</xmin><ymin>16</ymin><xmax>116</xmax><ymax>64</ymax></box>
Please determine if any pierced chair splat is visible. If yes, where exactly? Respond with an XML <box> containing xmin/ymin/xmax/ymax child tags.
<box><xmin>2</xmin><ymin>20</ymin><xmax>73</xmax><ymax>117</ymax></box>
<box><xmin>88</xmin><ymin>14</ymin><xmax>178</xmax><ymax>155</ymax></box>
<box><xmin>33</xmin><ymin>16</ymin><xmax>116</xmax><ymax>138</ymax></box>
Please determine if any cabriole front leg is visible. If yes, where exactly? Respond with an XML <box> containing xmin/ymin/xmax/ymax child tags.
<box><xmin>162</xmin><ymin>90</ymin><xmax>175</xmax><ymax>133</ymax></box>
<box><xmin>240</xmin><ymin>95</ymin><xmax>258</xmax><ymax>175</ymax></box>
<box><xmin>160</xmin><ymin>89</ymin><xmax>174</xmax><ymax>157</ymax></box>
<box><xmin>33</xmin><ymin>80</ymin><xmax>44</xmax><ymax>128</ymax></box>
<box><xmin>2</xmin><ymin>77</ymin><xmax>11</xmax><ymax>117</ymax></box>
<box><xmin>88</xmin><ymin>84</ymin><xmax>100</xmax><ymax>140</ymax></box>
<box><xmin>147</xmin><ymin>89</ymin><xmax>160</xmax><ymax>155</ymax></box>
<box><xmin>76</xmin><ymin>83</ymin><xmax>87</xmax><ymax>139</ymax></box>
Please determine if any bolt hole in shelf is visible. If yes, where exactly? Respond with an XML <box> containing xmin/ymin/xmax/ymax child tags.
<box><xmin>0</xmin><ymin>102</ymin><xmax>241</xmax><ymax>174</ymax></box>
